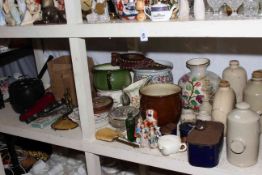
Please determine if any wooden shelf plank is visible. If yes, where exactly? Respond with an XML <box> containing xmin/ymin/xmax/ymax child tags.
<box><xmin>86</xmin><ymin>137</ymin><xmax>262</xmax><ymax>175</ymax></box>
<box><xmin>0</xmin><ymin>103</ymin><xmax>85</xmax><ymax>151</ymax></box>
<box><xmin>1</xmin><ymin>19</ymin><xmax>262</xmax><ymax>38</ymax></box>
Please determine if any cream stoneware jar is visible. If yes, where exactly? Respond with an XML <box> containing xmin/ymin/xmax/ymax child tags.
<box><xmin>227</xmin><ymin>102</ymin><xmax>260</xmax><ymax>167</ymax></box>
<box><xmin>222</xmin><ymin>60</ymin><xmax>247</xmax><ymax>103</ymax></box>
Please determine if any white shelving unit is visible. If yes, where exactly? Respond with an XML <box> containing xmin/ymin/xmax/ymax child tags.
<box><xmin>0</xmin><ymin>0</ymin><xmax>262</xmax><ymax>174</ymax></box>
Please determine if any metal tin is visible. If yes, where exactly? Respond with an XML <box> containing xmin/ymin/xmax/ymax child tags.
<box><xmin>93</xmin><ymin>96</ymin><xmax>113</xmax><ymax>128</ymax></box>
<box><xmin>108</xmin><ymin>106</ymin><xmax>140</xmax><ymax>130</ymax></box>
<box><xmin>187</xmin><ymin>121</ymin><xmax>224</xmax><ymax>168</ymax></box>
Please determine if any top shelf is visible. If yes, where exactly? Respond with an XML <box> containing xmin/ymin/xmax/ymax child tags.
<box><xmin>1</xmin><ymin>19</ymin><xmax>262</xmax><ymax>38</ymax></box>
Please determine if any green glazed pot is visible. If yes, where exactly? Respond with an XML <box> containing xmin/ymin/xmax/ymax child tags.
<box><xmin>93</xmin><ymin>63</ymin><xmax>132</xmax><ymax>91</ymax></box>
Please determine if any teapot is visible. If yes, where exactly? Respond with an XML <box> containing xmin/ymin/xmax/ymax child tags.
<box><xmin>144</xmin><ymin>2</ymin><xmax>177</xmax><ymax>21</ymax></box>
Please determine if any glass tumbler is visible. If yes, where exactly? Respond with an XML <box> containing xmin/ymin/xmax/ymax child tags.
<box><xmin>243</xmin><ymin>0</ymin><xmax>259</xmax><ymax>17</ymax></box>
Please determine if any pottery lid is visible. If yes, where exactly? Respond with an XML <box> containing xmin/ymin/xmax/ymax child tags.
<box><xmin>187</xmin><ymin>121</ymin><xmax>224</xmax><ymax>145</ymax></box>
<box><xmin>219</xmin><ymin>80</ymin><xmax>230</xmax><ymax>87</ymax></box>
<box><xmin>252</xmin><ymin>70</ymin><xmax>262</xmax><ymax>79</ymax></box>
<box><xmin>93</xmin><ymin>96</ymin><xmax>113</xmax><ymax>114</ymax></box>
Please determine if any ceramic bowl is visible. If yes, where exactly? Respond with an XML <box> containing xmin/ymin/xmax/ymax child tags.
<box><xmin>140</xmin><ymin>83</ymin><xmax>182</xmax><ymax>126</ymax></box>
<box><xmin>133</xmin><ymin>60</ymin><xmax>173</xmax><ymax>84</ymax></box>
<box><xmin>93</xmin><ymin>63</ymin><xmax>132</xmax><ymax>91</ymax></box>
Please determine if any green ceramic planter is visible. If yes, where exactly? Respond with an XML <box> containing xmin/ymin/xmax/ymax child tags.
<box><xmin>93</xmin><ymin>63</ymin><xmax>132</xmax><ymax>91</ymax></box>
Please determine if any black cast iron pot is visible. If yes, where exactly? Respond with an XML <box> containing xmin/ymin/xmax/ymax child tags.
<box><xmin>9</xmin><ymin>78</ymin><xmax>45</xmax><ymax>114</ymax></box>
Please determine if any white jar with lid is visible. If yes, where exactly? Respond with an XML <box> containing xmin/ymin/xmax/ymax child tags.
<box><xmin>227</xmin><ymin>102</ymin><xmax>260</xmax><ymax>167</ymax></box>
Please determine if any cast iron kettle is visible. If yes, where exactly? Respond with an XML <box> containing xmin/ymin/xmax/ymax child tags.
<box><xmin>9</xmin><ymin>56</ymin><xmax>53</xmax><ymax>114</ymax></box>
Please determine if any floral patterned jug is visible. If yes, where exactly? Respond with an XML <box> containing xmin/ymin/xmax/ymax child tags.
<box><xmin>178</xmin><ymin>58</ymin><xmax>220</xmax><ymax>112</ymax></box>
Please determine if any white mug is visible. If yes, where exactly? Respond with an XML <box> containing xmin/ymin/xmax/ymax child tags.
<box><xmin>158</xmin><ymin>135</ymin><xmax>187</xmax><ymax>156</ymax></box>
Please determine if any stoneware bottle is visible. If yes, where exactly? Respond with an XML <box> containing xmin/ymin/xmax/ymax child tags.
<box><xmin>222</xmin><ymin>60</ymin><xmax>247</xmax><ymax>103</ymax></box>
<box><xmin>179</xmin><ymin>0</ymin><xmax>190</xmax><ymax>20</ymax></box>
<box><xmin>194</xmin><ymin>0</ymin><xmax>205</xmax><ymax>20</ymax></box>
<box><xmin>227</xmin><ymin>102</ymin><xmax>260</xmax><ymax>167</ymax></box>
<box><xmin>244</xmin><ymin>70</ymin><xmax>262</xmax><ymax>130</ymax></box>
<box><xmin>212</xmin><ymin>80</ymin><xmax>236</xmax><ymax>135</ymax></box>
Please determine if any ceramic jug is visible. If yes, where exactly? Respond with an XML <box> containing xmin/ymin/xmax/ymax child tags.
<box><xmin>227</xmin><ymin>102</ymin><xmax>260</xmax><ymax>167</ymax></box>
<box><xmin>244</xmin><ymin>70</ymin><xmax>262</xmax><ymax>129</ymax></box>
<box><xmin>212</xmin><ymin>80</ymin><xmax>236</xmax><ymax>135</ymax></box>
<box><xmin>178</xmin><ymin>58</ymin><xmax>220</xmax><ymax>112</ymax></box>
<box><xmin>222</xmin><ymin>60</ymin><xmax>247</xmax><ymax>103</ymax></box>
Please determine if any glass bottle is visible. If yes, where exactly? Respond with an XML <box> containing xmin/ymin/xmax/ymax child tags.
<box><xmin>222</xmin><ymin>60</ymin><xmax>247</xmax><ymax>103</ymax></box>
<box><xmin>125</xmin><ymin>112</ymin><xmax>136</xmax><ymax>142</ymax></box>
<box><xmin>178</xmin><ymin>58</ymin><xmax>220</xmax><ymax>112</ymax></box>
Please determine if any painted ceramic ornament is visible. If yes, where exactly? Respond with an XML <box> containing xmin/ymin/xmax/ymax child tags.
<box><xmin>0</xmin><ymin>0</ymin><xmax>6</xmax><ymax>26</ymax></box>
<box><xmin>23</xmin><ymin>0</ymin><xmax>42</xmax><ymax>25</ymax></box>
<box><xmin>114</xmin><ymin>0</ymin><xmax>138</xmax><ymax>20</ymax></box>
<box><xmin>17</xmin><ymin>0</ymin><xmax>27</xmax><ymax>18</ymax></box>
<box><xmin>3</xmin><ymin>0</ymin><xmax>16</xmax><ymax>26</ymax></box>
<box><xmin>178</xmin><ymin>58</ymin><xmax>220</xmax><ymax>112</ymax></box>
<box><xmin>135</xmin><ymin>109</ymin><xmax>161</xmax><ymax>148</ymax></box>
<box><xmin>8</xmin><ymin>0</ymin><xmax>22</xmax><ymax>25</ymax></box>
<box><xmin>86</xmin><ymin>0</ymin><xmax>110</xmax><ymax>23</ymax></box>
<box><xmin>136</xmin><ymin>0</ymin><xmax>146</xmax><ymax>21</ymax></box>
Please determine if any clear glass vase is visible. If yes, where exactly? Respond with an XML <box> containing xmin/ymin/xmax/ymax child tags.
<box><xmin>178</xmin><ymin>58</ymin><xmax>220</xmax><ymax>112</ymax></box>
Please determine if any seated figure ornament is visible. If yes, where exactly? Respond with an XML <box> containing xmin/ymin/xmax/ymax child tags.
<box><xmin>86</xmin><ymin>0</ymin><xmax>110</xmax><ymax>23</ymax></box>
<box><xmin>21</xmin><ymin>0</ymin><xmax>42</xmax><ymax>25</ymax></box>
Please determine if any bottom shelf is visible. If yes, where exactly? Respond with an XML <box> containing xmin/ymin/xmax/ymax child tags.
<box><xmin>87</xmin><ymin>136</ymin><xmax>262</xmax><ymax>175</ymax></box>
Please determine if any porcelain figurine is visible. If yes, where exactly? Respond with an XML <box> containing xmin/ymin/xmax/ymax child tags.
<box><xmin>54</xmin><ymin>0</ymin><xmax>65</xmax><ymax>11</ymax></box>
<box><xmin>23</xmin><ymin>0</ymin><xmax>42</xmax><ymax>24</ymax></box>
<box><xmin>86</xmin><ymin>0</ymin><xmax>110</xmax><ymax>23</ymax></box>
<box><xmin>194</xmin><ymin>0</ymin><xmax>205</xmax><ymax>20</ymax></box>
<box><xmin>136</xmin><ymin>0</ymin><xmax>146</xmax><ymax>21</ymax></box>
<box><xmin>0</xmin><ymin>0</ymin><xmax>6</xmax><ymax>26</ymax></box>
<box><xmin>135</xmin><ymin>109</ymin><xmax>161</xmax><ymax>148</ymax></box>
<box><xmin>17</xmin><ymin>0</ymin><xmax>27</xmax><ymax>18</ymax></box>
<box><xmin>178</xmin><ymin>0</ymin><xmax>190</xmax><ymax>20</ymax></box>
<box><xmin>114</xmin><ymin>0</ymin><xmax>138</xmax><ymax>20</ymax></box>
<box><xmin>3</xmin><ymin>0</ymin><xmax>16</xmax><ymax>26</ymax></box>
<box><xmin>8</xmin><ymin>0</ymin><xmax>22</xmax><ymax>25</ymax></box>
<box><xmin>144</xmin><ymin>1</ymin><xmax>178</xmax><ymax>21</ymax></box>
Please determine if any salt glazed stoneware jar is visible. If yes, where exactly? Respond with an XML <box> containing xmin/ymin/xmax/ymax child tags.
<box><xmin>178</xmin><ymin>58</ymin><xmax>220</xmax><ymax>112</ymax></box>
<box><xmin>227</xmin><ymin>102</ymin><xmax>260</xmax><ymax>167</ymax></box>
<box><xmin>244</xmin><ymin>70</ymin><xmax>262</xmax><ymax>131</ymax></box>
<box><xmin>222</xmin><ymin>60</ymin><xmax>247</xmax><ymax>103</ymax></box>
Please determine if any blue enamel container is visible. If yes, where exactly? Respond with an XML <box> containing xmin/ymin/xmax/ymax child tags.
<box><xmin>187</xmin><ymin>121</ymin><xmax>224</xmax><ymax>168</ymax></box>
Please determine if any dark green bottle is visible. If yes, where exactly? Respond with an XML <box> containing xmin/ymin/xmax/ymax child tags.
<box><xmin>125</xmin><ymin>112</ymin><xmax>135</xmax><ymax>142</ymax></box>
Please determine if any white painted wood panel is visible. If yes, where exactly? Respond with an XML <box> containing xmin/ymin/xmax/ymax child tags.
<box><xmin>1</xmin><ymin>20</ymin><xmax>262</xmax><ymax>38</ymax></box>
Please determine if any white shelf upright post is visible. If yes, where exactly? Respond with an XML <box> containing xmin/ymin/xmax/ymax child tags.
<box><xmin>64</xmin><ymin>0</ymin><xmax>101</xmax><ymax>174</ymax></box>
